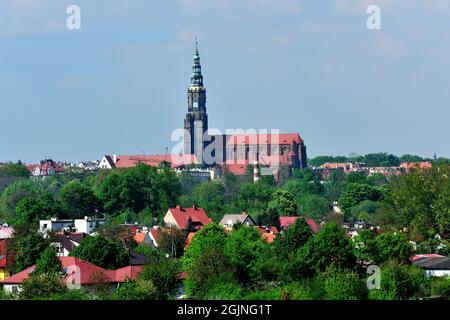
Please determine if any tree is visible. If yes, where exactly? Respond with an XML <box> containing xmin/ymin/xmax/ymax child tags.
<box><xmin>381</xmin><ymin>163</ymin><xmax>449</xmax><ymax>239</ymax></box>
<box><xmin>6</xmin><ymin>223</ymin><xmax>51</xmax><ymax>273</ymax></box>
<box><xmin>349</xmin><ymin>200</ymin><xmax>381</xmax><ymax>222</ymax></box>
<box><xmin>59</xmin><ymin>179</ymin><xmax>98</xmax><ymax>219</ymax></box>
<box><xmin>13</xmin><ymin>191</ymin><xmax>63</xmax><ymax>225</ymax></box>
<box><xmin>369</xmin><ymin>260</ymin><xmax>429</xmax><ymax>300</ymax></box>
<box><xmin>35</xmin><ymin>247</ymin><xmax>63</xmax><ymax>275</ymax></box>
<box><xmin>320</xmin><ymin>266</ymin><xmax>368</xmax><ymax>300</ymax></box>
<box><xmin>116</xmin><ymin>278</ymin><xmax>158</xmax><ymax>300</ymax></box>
<box><xmin>267</xmin><ymin>189</ymin><xmax>297</xmax><ymax>217</ymax></box>
<box><xmin>372</xmin><ymin>232</ymin><xmax>413</xmax><ymax>265</ymax></box>
<box><xmin>273</xmin><ymin>217</ymin><xmax>313</xmax><ymax>259</ymax></box>
<box><xmin>0</xmin><ymin>180</ymin><xmax>41</xmax><ymax>223</ymax></box>
<box><xmin>192</xmin><ymin>180</ymin><xmax>225</xmax><ymax>221</ymax></box>
<box><xmin>223</xmin><ymin>226</ymin><xmax>268</xmax><ymax>283</ymax></box>
<box><xmin>138</xmin><ymin>258</ymin><xmax>180</xmax><ymax>300</ymax></box>
<box><xmin>184</xmin><ymin>247</ymin><xmax>236</xmax><ymax>299</ymax></box>
<box><xmin>295</xmin><ymin>194</ymin><xmax>331</xmax><ymax>220</ymax></box>
<box><xmin>236</xmin><ymin>182</ymin><xmax>274</xmax><ymax>214</ymax></box>
<box><xmin>19</xmin><ymin>272</ymin><xmax>67</xmax><ymax>300</ymax></box>
<box><xmin>182</xmin><ymin>223</ymin><xmax>228</xmax><ymax>271</ymax></box>
<box><xmin>0</xmin><ymin>162</ymin><xmax>30</xmax><ymax>178</ymax></box>
<box><xmin>158</xmin><ymin>226</ymin><xmax>186</xmax><ymax>258</ymax></box>
<box><xmin>69</xmin><ymin>236</ymin><xmax>129</xmax><ymax>269</ymax></box>
<box><xmin>299</xmin><ymin>222</ymin><xmax>356</xmax><ymax>275</ymax></box>
<box><xmin>338</xmin><ymin>183</ymin><xmax>381</xmax><ymax>218</ymax></box>
<box><xmin>256</xmin><ymin>207</ymin><xmax>281</xmax><ymax>231</ymax></box>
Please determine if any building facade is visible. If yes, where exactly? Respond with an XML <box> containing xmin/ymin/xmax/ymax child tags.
<box><xmin>182</xmin><ymin>43</ymin><xmax>307</xmax><ymax>172</ymax></box>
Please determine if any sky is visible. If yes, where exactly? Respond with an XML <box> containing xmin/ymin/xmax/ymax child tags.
<box><xmin>0</xmin><ymin>0</ymin><xmax>449</xmax><ymax>163</ymax></box>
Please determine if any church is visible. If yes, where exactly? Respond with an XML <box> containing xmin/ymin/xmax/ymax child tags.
<box><xmin>183</xmin><ymin>43</ymin><xmax>308</xmax><ymax>175</ymax></box>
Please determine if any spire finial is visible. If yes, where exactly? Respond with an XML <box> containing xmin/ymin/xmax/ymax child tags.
<box><xmin>195</xmin><ymin>37</ymin><xmax>198</xmax><ymax>53</ymax></box>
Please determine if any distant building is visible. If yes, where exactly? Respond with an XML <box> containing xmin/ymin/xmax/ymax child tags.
<box><xmin>98</xmin><ymin>154</ymin><xmax>197</xmax><ymax>170</ymax></box>
<box><xmin>74</xmin><ymin>217</ymin><xmax>106</xmax><ymax>235</ymax></box>
<box><xmin>182</xmin><ymin>42</ymin><xmax>307</xmax><ymax>173</ymax></box>
<box><xmin>1</xmin><ymin>257</ymin><xmax>142</xmax><ymax>294</ymax></box>
<box><xmin>219</xmin><ymin>213</ymin><xmax>256</xmax><ymax>230</ymax></box>
<box><xmin>279</xmin><ymin>216</ymin><xmax>319</xmax><ymax>233</ymax></box>
<box><xmin>26</xmin><ymin>159</ymin><xmax>64</xmax><ymax>177</ymax></box>
<box><xmin>39</xmin><ymin>218</ymin><xmax>74</xmax><ymax>234</ymax></box>
<box><xmin>411</xmin><ymin>254</ymin><xmax>450</xmax><ymax>277</ymax></box>
<box><xmin>163</xmin><ymin>205</ymin><xmax>212</xmax><ymax>230</ymax></box>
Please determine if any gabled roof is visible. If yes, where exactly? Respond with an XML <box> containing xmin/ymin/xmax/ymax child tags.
<box><xmin>128</xmin><ymin>249</ymin><xmax>148</xmax><ymax>266</ymax></box>
<box><xmin>0</xmin><ymin>226</ymin><xmax>14</xmax><ymax>240</ymax></box>
<box><xmin>108</xmin><ymin>154</ymin><xmax>197</xmax><ymax>169</ymax></box>
<box><xmin>225</xmin><ymin>133</ymin><xmax>303</xmax><ymax>146</ymax></box>
<box><xmin>185</xmin><ymin>232</ymin><xmax>197</xmax><ymax>249</ymax></box>
<box><xmin>1</xmin><ymin>256</ymin><xmax>142</xmax><ymax>285</ymax></box>
<box><xmin>261</xmin><ymin>232</ymin><xmax>277</xmax><ymax>244</ymax></box>
<box><xmin>219</xmin><ymin>213</ymin><xmax>255</xmax><ymax>226</ymax></box>
<box><xmin>412</xmin><ymin>256</ymin><xmax>450</xmax><ymax>270</ymax></box>
<box><xmin>279</xmin><ymin>216</ymin><xmax>319</xmax><ymax>233</ymax></box>
<box><xmin>166</xmin><ymin>206</ymin><xmax>212</xmax><ymax>229</ymax></box>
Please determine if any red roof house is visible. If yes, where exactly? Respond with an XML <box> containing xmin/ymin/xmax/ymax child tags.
<box><xmin>279</xmin><ymin>216</ymin><xmax>319</xmax><ymax>234</ymax></box>
<box><xmin>163</xmin><ymin>205</ymin><xmax>212</xmax><ymax>230</ymax></box>
<box><xmin>1</xmin><ymin>256</ymin><xmax>142</xmax><ymax>288</ymax></box>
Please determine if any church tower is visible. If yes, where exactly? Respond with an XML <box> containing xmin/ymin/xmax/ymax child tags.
<box><xmin>184</xmin><ymin>41</ymin><xmax>208</xmax><ymax>164</ymax></box>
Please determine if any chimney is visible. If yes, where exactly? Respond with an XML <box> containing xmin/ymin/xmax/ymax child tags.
<box><xmin>176</xmin><ymin>205</ymin><xmax>181</xmax><ymax>210</ymax></box>
<box><xmin>113</xmin><ymin>154</ymin><xmax>117</xmax><ymax>164</ymax></box>
<box><xmin>253</xmin><ymin>161</ymin><xmax>259</xmax><ymax>183</ymax></box>
<box><xmin>192</xmin><ymin>204</ymin><xmax>197</xmax><ymax>210</ymax></box>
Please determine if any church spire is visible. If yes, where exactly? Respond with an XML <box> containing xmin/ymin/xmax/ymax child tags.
<box><xmin>190</xmin><ymin>39</ymin><xmax>203</xmax><ymax>87</ymax></box>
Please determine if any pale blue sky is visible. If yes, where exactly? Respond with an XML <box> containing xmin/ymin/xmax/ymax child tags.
<box><xmin>0</xmin><ymin>0</ymin><xmax>449</xmax><ymax>163</ymax></box>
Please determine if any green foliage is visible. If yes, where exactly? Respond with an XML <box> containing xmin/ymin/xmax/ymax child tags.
<box><xmin>256</xmin><ymin>207</ymin><xmax>280</xmax><ymax>231</ymax></box>
<box><xmin>182</xmin><ymin>223</ymin><xmax>227</xmax><ymax>270</ymax></box>
<box><xmin>184</xmin><ymin>248</ymin><xmax>236</xmax><ymax>299</ymax></box>
<box><xmin>13</xmin><ymin>191</ymin><xmax>63</xmax><ymax>225</ymax></box>
<box><xmin>157</xmin><ymin>226</ymin><xmax>186</xmax><ymax>258</ymax></box>
<box><xmin>138</xmin><ymin>258</ymin><xmax>180</xmax><ymax>300</ymax></box>
<box><xmin>320</xmin><ymin>266</ymin><xmax>368</xmax><ymax>300</ymax></box>
<box><xmin>116</xmin><ymin>278</ymin><xmax>158</xmax><ymax>300</ymax></box>
<box><xmin>338</xmin><ymin>183</ymin><xmax>382</xmax><ymax>218</ymax></box>
<box><xmin>372</xmin><ymin>232</ymin><xmax>413</xmax><ymax>265</ymax></box>
<box><xmin>223</xmin><ymin>226</ymin><xmax>268</xmax><ymax>283</ymax></box>
<box><xmin>370</xmin><ymin>260</ymin><xmax>429</xmax><ymax>300</ymax></box>
<box><xmin>0</xmin><ymin>162</ymin><xmax>30</xmax><ymax>178</ymax></box>
<box><xmin>0</xmin><ymin>179</ymin><xmax>41</xmax><ymax>223</ymax></box>
<box><xmin>59</xmin><ymin>179</ymin><xmax>98</xmax><ymax>219</ymax></box>
<box><xmin>35</xmin><ymin>247</ymin><xmax>63</xmax><ymax>275</ymax></box>
<box><xmin>381</xmin><ymin>163</ymin><xmax>449</xmax><ymax>239</ymax></box>
<box><xmin>349</xmin><ymin>200</ymin><xmax>381</xmax><ymax>222</ymax></box>
<box><xmin>295</xmin><ymin>194</ymin><xmax>331</xmax><ymax>220</ymax></box>
<box><xmin>267</xmin><ymin>190</ymin><xmax>297</xmax><ymax>217</ymax></box>
<box><xmin>192</xmin><ymin>180</ymin><xmax>225</xmax><ymax>221</ymax></box>
<box><xmin>430</xmin><ymin>277</ymin><xmax>450</xmax><ymax>299</ymax></box>
<box><xmin>299</xmin><ymin>222</ymin><xmax>357</xmax><ymax>275</ymax></box>
<box><xmin>273</xmin><ymin>217</ymin><xmax>312</xmax><ymax>259</ymax></box>
<box><xmin>236</xmin><ymin>182</ymin><xmax>274</xmax><ymax>214</ymax></box>
<box><xmin>399</xmin><ymin>154</ymin><xmax>424</xmax><ymax>163</ymax></box>
<box><xmin>6</xmin><ymin>223</ymin><xmax>51</xmax><ymax>273</ymax></box>
<box><xmin>205</xmin><ymin>279</ymin><xmax>246</xmax><ymax>300</ymax></box>
<box><xmin>69</xmin><ymin>236</ymin><xmax>129</xmax><ymax>269</ymax></box>
<box><xmin>96</xmin><ymin>164</ymin><xmax>180</xmax><ymax>220</ymax></box>
<box><xmin>19</xmin><ymin>272</ymin><xmax>67</xmax><ymax>300</ymax></box>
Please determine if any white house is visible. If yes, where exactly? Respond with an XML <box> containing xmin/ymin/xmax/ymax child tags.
<box><xmin>412</xmin><ymin>254</ymin><xmax>450</xmax><ymax>277</ymax></box>
<box><xmin>74</xmin><ymin>217</ymin><xmax>106</xmax><ymax>235</ymax></box>
<box><xmin>39</xmin><ymin>218</ymin><xmax>74</xmax><ymax>234</ymax></box>
<box><xmin>219</xmin><ymin>213</ymin><xmax>256</xmax><ymax>230</ymax></box>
